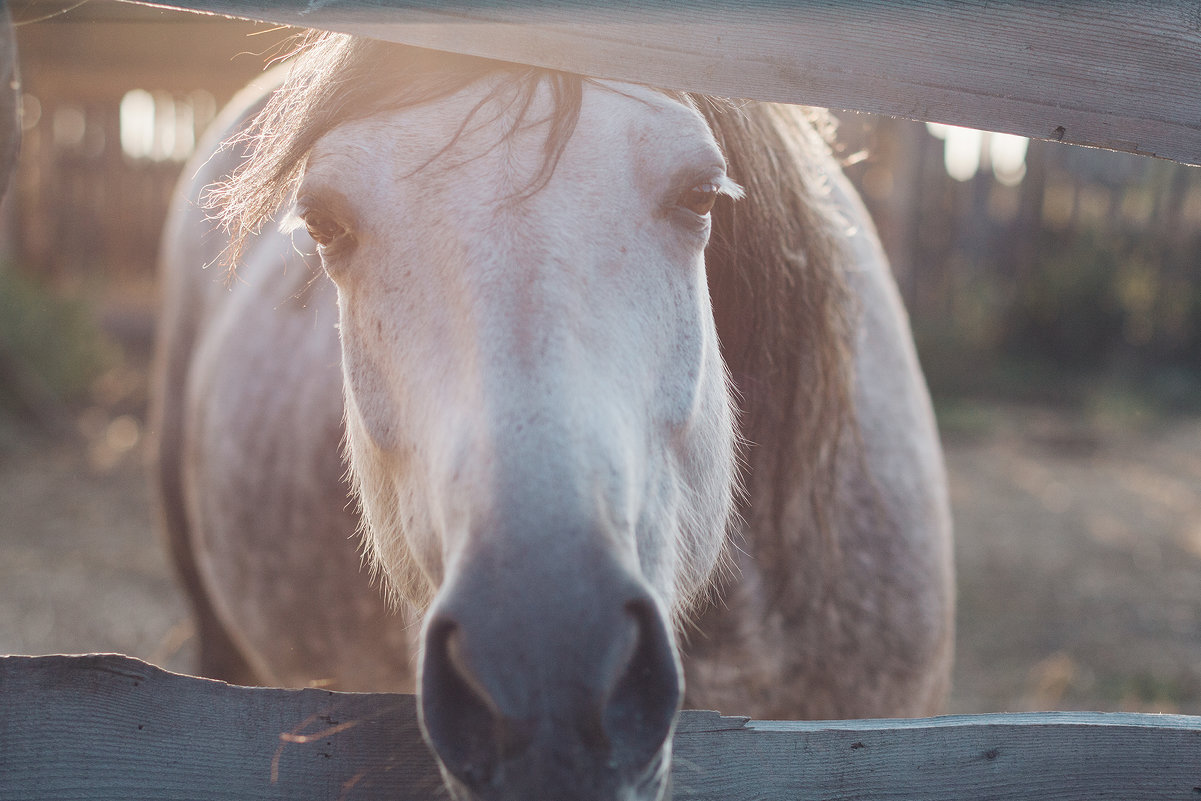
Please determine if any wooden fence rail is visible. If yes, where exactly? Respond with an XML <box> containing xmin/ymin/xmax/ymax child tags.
<box><xmin>121</xmin><ymin>0</ymin><xmax>1201</xmax><ymax>166</ymax></box>
<box><xmin>2</xmin><ymin>654</ymin><xmax>1199</xmax><ymax>800</ymax></box>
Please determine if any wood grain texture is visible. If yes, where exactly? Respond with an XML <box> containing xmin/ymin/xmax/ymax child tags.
<box><xmin>3</xmin><ymin>654</ymin><xmax>1200</xmax><ymax>800</ymax></box>
<box><xmin>120</xmin><ymin>0</ymin><xmax>1201</xmax><ymax>165</ymax></box>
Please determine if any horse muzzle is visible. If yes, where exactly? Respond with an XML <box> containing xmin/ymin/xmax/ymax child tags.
<box><xmin>417</xmin><ymin>550</ymin><xmax>682</xmax><ymax>801</ymax></box>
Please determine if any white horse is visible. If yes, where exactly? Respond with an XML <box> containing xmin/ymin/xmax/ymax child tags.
<box><xmin>152</xmin><ymin>34</ymin><xmax>953</xmax><ymax>801</ymax></box>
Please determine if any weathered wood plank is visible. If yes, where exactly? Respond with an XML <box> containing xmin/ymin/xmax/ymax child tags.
<box><xmin>117</xmin><ymin>0</ymin><xmax>1201</xmax><ymax>166</ymax></box>
<box><xmin>2</xmin><ymin>654</ymin><xmax>1200</xmax><ymax>800</ymax></box>
<box><xmin>0</xmin><ymin>654</ymin><xmax>441</xmax><ymax>801</ymax></box>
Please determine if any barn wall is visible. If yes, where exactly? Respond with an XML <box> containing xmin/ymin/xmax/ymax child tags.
<box><xmin>11</xmin><ymin>4</ymin><xmax>289</xmax><ymax>290</ymax></box>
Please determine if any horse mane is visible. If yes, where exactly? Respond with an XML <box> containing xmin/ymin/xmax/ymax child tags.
<box><xmin>210</xmin><ymin>32</ymin><xmax>856</xmax><ymax>604</ymax></box>
<box><xmin>698</xmin><ymin>100</ymin><xmax>856</xmax><ymax>576</ymax></box>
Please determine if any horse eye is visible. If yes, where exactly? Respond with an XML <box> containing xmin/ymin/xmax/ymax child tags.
<box><xmin>302</xmin><ymin>209</ymin><xmax>345</xmax><ymax>247</ymax></box>
<box><xmin>678</xmin><ymin>182</ymin><xmax>720</xmax><ymax>216</ymax></box>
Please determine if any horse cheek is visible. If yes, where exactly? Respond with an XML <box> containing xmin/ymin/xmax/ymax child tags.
<box><xmin>336</xmin><ymin>289</ymin><xmax>405</xmax><ymax>450</ymax></box>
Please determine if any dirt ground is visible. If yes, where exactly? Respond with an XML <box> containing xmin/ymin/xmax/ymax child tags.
<box><xmin>2</xmin><ymin>398</ymin><xmax>1199</xmax><ymax>716</ymax></box>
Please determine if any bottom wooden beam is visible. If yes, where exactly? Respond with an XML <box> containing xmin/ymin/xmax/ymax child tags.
<box><xmin>1</xmin><ymin>654</ymin><xmax>1198</xmax><ymax>800</ymax></box>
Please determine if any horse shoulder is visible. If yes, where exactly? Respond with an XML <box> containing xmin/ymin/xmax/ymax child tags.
<box><xmin>150</xmin><ymin>79</ymin><xmax>281</xmax><ymax>685</ymax></box>
<box><xmin>831</xmin><ymin>163</ymin><xmax>955</xmax><ymax>714</ymax></box>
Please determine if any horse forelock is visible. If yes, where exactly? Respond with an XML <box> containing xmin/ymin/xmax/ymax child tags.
<box><xmin>212</xmin><ymin>33</ymin><xmax>856</xmax><ymax>615</ymax></box>
<box><xmin>209</xmin><ymin>32</ymin><xmax>585</xmax><ymax>273</ymax></box>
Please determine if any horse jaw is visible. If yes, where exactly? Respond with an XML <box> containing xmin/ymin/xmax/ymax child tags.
<box><xmin>306</xmin><ymin>76</ymin><xmax>737</xmax><ymax>801</ymax></box>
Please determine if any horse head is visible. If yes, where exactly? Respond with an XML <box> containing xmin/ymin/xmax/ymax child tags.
<box><xmin>231</xmin><ymin>40</ymin><xmax>741</xmax><ymax>801</ymax></box>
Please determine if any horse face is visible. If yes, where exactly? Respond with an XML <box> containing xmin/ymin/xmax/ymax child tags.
<box><xmin>293</xmin><ymin>78</ymin><xmax>737</xmax><ymax>801</ymax></box>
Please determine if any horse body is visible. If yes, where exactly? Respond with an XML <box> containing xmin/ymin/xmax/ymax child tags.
<box><xmin>684</xmin><ymin>167</ymin><xmax>954</xmax><ymax>719</ymax></box>
<box><xmin>153</xmin><ymin>36</ymin><xmax>951</xmax><ymax>801</ymax></box>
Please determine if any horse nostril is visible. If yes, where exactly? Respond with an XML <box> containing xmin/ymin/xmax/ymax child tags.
<box><xmin>602</xmin><ymin>597</ymin><xmax>682</xmax><ymax>772</ymax></box>
<box><xmin>419</xmin><ymin>590</ymin><xmax>681</xmax><ymax>797</ymax></box>
<box><xmin>419</xmin><ymin>617</ymin><xmax>512</xmax><ymax>789</ymax></box>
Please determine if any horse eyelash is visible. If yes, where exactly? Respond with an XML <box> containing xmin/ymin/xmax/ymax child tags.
<box><xmin>716</xmin><ymin>175</ymin><xmax>745</xmax><ymax>201</ymax></box>
<box><xmin>279</xmin><ymin>207</ymin><xmax>306</xmax><ymax>235</ymax></box>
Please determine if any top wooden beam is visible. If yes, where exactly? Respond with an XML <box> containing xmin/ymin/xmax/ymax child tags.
<box><xmin>118</xmin><ymin>0</ymin><xmax>1201</xmax><ymax>166</ymax></box>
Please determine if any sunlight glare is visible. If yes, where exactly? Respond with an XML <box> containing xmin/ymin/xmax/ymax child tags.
<box><xmin>151</xmin><ymin>91</ymin><xmax>176</xmax><ymax>162</ymax></box>
<box><xmin>943</xmin><ymin>125</ymin><xmax>983</xmax><ymax>183</ymax></box>
<box><xmin>119</xmin><ymin>89</ymin><xmax>155</xmax><ymax>160</ymax></box>
<box><xmin>990</xmin><ymin>133</ymin><xmax>1029</xmax><ymax>187</ymax></box>
<box><xmin>927</xmin><ymin>122</ymin><xmax>1028</xmax><ymax>185</ymax></box>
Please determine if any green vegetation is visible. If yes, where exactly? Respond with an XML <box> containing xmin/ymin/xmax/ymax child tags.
<box><xmin>0</xmin><ymin>265</ymin><xmax>118</xmax><ymax>424</ymax></box>
<box><xmin>1093</xmin><ymin>670</ymin><xmax>1200</xmax><ymax>712</ymax></box>
<box><xmin>913</xmin><ymin>226</ymin><xmax>1201</xmax><ymax>420</ymax></box>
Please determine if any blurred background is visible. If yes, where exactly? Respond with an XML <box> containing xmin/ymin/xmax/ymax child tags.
<box><xmin>1</xmin><ymin>2</ymin><xmax>1199</xmax><ymax>715</ymax></box>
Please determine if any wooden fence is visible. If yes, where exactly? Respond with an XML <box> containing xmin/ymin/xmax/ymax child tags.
<box><xmin>3</xmin><ymin>654</ymin><xmax>1200</xmax><ymax>800</ymax></box>
<box><xmin>6</xmin><ymin>2</ymin><xmax>1201</xmax><ymax>798</ymax></box>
